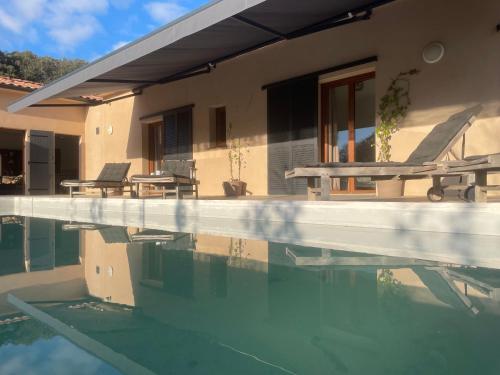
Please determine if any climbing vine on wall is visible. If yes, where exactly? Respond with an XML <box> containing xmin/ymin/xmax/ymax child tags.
<box><xmin>376</xmin><ymin>69</ymin><xmax>420</xmax><ymax>162</ymax></box>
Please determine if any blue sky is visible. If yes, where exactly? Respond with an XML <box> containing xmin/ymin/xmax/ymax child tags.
<box><xmin>0</xmin><ymin>0</ymin><xmax>209</xmax><ymax>61</ymax></box>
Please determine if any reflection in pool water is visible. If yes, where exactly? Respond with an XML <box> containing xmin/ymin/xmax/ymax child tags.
<box><xmin>1</xmin><ymin>216</ymin><xmax>500</xmax><ymax>374</ymax></box>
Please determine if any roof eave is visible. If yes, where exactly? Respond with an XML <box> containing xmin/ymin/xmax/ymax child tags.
<box><xmin>7</xmin><ymin>0</ymin><xmax>266</xmax><ymax>113</ymax></box>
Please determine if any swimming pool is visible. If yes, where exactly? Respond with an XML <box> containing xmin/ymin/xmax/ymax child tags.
<box><xmin>1</xmin><ymin>216</ymin><xmax>500</xmax><ymax>374</ymax></box>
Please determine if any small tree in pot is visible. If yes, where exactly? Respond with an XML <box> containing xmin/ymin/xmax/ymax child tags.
<box><xmin>223</xmin><ymin>123</ymin><xmax>249</xmax><ymax>196</ymax></box>
<box><xmin>376</xmin><ymin>69</ymin><xmax>419</xmax><ymax>198</ymax></box>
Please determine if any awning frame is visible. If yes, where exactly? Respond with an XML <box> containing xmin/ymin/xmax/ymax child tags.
<box><xmin>8</xmin><ymin>0</ymin><xmax>394</xmax><ymax>112</ymax></box>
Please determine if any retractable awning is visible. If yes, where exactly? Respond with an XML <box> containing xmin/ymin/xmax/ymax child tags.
<box><xmin>8</xmin><ymin>0</ymin><xmax>394</xmax><ymax>112</ymax></box>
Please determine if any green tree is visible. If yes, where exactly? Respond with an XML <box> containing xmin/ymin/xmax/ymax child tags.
<box><xmin>0</xmin><ymin>50</ymin><xmax>86</xmax><ymax>83</ymax></box>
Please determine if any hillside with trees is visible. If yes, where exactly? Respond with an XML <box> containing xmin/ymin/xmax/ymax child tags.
<box><xmin>0</xmin><ymin>50</ymin><xmax>86</xmax><ymax>83</ymax></box>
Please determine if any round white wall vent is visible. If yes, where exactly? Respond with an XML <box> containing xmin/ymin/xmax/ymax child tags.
<box><xmin>423</xmin><ymin>42</ymin><xmax>445</xmax><ymax>64</ymax></box>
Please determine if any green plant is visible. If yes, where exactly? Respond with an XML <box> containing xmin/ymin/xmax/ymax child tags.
<box><xmin>377</xmin><ymin>269</ymin><xmax>403</xmax><ymax>293</ymax></box>
<box><xmin>376</xmin><ymin>69</ymin><xmax>419</xmax><ymax>162</ymax></box>
<box><xmin>377</xmin><ymin>269</ymin><xmax>409</xmax><ymax>322</ymax></box>
<box><xmin>227</xmin><ymin>123</ymin><xmax>249</xmax><ymax>181</ymax></box>
<box><xmin>229</xmin><ymin>238</ymin><xmax>246</xmax><ymax>257</ymax></box>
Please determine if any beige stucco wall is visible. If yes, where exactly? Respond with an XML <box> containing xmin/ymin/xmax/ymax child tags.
<box><xmin>196</xmin><ymin>234</ymin><xmax>269</xmax><ymax>265</ymax></box>
<box><xmin>84</xmin><ymin>0</ymin><xmax>500</xmax><ymax>196</ymax></box>
<box><xmin>83</xmin><ymin>98</ymin><xmax>139</xmax><ymax>180</ymax></box>
<box><xmin>82</xmin><ymin>230</ymin><xmax>268</xmax><ymax>306</ymax></box>
<box><xmin>0</xmin><ymin>88</ymin><xmax>86</xmax><ymax>136</ymax></box>
<box><xmin>83</xmin><ymin>230</ymin><xmax>141</xmax><ymax>306</ymax></box>
<box><xmin>0</xmin><ymin>264</ymin><xmax>85</xmax><ymax>315</ymax></box>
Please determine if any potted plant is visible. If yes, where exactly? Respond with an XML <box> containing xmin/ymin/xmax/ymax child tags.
<box><xmin>223</xmin><ymin>123</ymin><xmax>249</xmax><ymax>196</ymax></box>
<box><xmin>376</xmin><ymin>69</ymin><xmax>419</xmax><ymax>198</ymax></box>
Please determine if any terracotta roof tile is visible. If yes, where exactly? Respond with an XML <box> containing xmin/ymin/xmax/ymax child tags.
<box><xmin>0</xmin><ymin>75</ymin><xmax>102</xmax><ymax>102</ymax></box>
<box><xmin>0</xmin><ymin>76</ymin><xmax>42</xmax><ymax>90</ymax></box>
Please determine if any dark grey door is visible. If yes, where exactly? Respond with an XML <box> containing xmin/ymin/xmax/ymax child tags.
<box><xmin>26</xmin><ymin>130</ymin><xmax>55</xmax><ymax>195</ymax></box>
<box><xmin>267</xmin><ymin>77</ymin><xmax>318</xmax><ymax>195</ymax></box>
<box><xmin>24</xmin><ymin>217</ymin><xmax>55</xmax><ymax>272</ymax></box>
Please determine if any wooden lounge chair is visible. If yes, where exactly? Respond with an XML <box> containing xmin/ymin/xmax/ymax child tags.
<box><xmin>286</xmin><ymin>105</ymin><xmax>482</xmax><ymax>201</ymax></box>
<box><xmin>61</xmin><ymin>163</ymin><xmax>134</xmax><ymax>198</ymax></box>
<box><xmin>440</xmin><ymin>153</ymin><xmax>500</xmax><ymax>202</ymax></box>
<box><xmin>98</xmin><ymin>226</ymin><xmax>132</xmax><ymax>244</ymax></box>
<box><xmin>131</xmin><ymin>160</ymin><xmax>199</xmax><ymax>199</ymax></box>
<box><xmin>98</xmin><ymin>227</ymin><xmax>194</xmax><ymax>246</ymax></box>
<box><xmin>62</xmin><ymin>223</ymin><xmax>109</xmax><ymax>231</ymax></box>
<box><xmin>62</xmin><ymin>223</ymin><xmax>186</xmax><ymax>245</ymax></box>
<box><xmin>129</xmin><ymin>229</ymin><xmax>175</xmax><ymax>243</ymax></box>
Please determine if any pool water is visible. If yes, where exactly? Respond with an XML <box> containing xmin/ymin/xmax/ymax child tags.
<box><xmin>1</xmin><ymin>216</ymin><xmax>500</xmax><ymax>374</ymax></box>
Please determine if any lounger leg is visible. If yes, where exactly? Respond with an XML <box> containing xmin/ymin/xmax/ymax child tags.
<box><xmin>69</xmin><ymin>186</ymin><xmax>73</xmax><ymax>198</ymax></box>
<box><xmin>176</xmin><ymin>185</ymin><xmax>183</xmax><ymax>199</ymax></box>
<box><xmin>135</xmin><ymin>183</ymin><xmax>140</xmax><ymax>199</ymax></box>
<box><xmin>195</xmin><ymin>183</ymin><xmax>199</xmax><ymax>199</ymax></box>
<box><xmin>474</xmin><ymin>171</ymin><xmax>487</xmax><ymax>203</ymax></box>
<box><xmin>320</xmin><ymin>175</ymin><xmax>330</xmax><ymax>201</ymax></box>
<box><xmin>100</xmin><ymin>188</ymin><xmax>105</xmax><ymax>198</ymax></box>
<box><xmin>432</xmin><ymin>176</ymin><xmax>442</xmax><ymax>190</ymax></box>
<box><xmin>307</xmin><ymin>178</ymin><xmax>317</xmax><ymax>201</ymax></box>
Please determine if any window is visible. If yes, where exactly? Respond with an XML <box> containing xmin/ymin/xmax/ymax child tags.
<box><xmin>210</xmin><ymin>106</ymin><xmax>227</xmax><ymax>148</ymax></box>
<box><xmin>146</xmin><ymin>105</ymin><xmax>193</xmax><ymax>174</ymax></box>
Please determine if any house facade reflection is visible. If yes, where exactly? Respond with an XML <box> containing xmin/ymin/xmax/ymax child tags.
<box><xmin>0</xmin><ymin>217</ymin><xmax>84</xmax><ymax>315</ymax></box>
<box><xmin>2</xmin><ymin>218</ymin><xmax>500</xmax><ymax>374</ymax></box>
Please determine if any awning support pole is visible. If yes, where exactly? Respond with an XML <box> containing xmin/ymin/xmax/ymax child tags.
<box><xmin>232</xmin><ymin>15</ymin><xmax>287</xmax><ymax>39</ymax></box>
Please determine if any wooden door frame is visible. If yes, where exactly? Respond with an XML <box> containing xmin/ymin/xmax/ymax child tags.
<box><xmin>147</xmin><ymin>121</ymin><xmax>163</xmax><ymax>174</ymax></box>
<box><xmin>320</xmin><ymin>72</ymin><xmax>376</xmax><ymax>193</ymax></box>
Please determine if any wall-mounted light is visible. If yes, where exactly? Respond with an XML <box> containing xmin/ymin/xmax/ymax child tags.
<box><xmin>422</xmin><ymin>42</ymin><xmax>445</xmax><ymax>64</ymax></box>
<box><xmin>107</xmin><ymin>125</ymin><xmax>113</xmax><ymax>135</ymax></box>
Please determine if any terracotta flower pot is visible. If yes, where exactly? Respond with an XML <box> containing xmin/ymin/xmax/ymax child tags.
<box><xmin>223</xmin><ymin>180</ymin><xmax>247</xmax><ymax>197</ymax></box>
<box><xmin>376</xmin><ymin>180</ymin><xmax>405</xmax><ymax>199</ymax></box>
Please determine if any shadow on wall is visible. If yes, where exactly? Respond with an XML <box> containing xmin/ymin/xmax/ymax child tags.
<box><xmin>164</xmin><ymin>199</ymin><xmax>500</xmax><ymax>267</ymax></box>
<box><xmin>391</xmin><ymin>203</ymin><xmax>495</xmax><ymax>267</ymax></box>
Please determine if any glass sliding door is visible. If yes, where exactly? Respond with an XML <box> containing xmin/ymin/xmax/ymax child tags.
<box><xmin>325</xmin><ymin>84</ymin><xmax>349</xmax><ymax>191</ymax></box>
<box><xmin>321</xmin><ymin>72</ymin><xmax>376</xmax><ymax>193</ymax></box>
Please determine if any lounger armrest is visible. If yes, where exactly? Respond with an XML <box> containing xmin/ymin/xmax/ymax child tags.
<box><xmin>61</xmin><ymin>179</ymin><xmax>96</xmax><ymax>185</ymax></box>
<box><xmin>489</xmin><ymin>153</ymin><xmax>500</xmax><ymax>163</ymax></box>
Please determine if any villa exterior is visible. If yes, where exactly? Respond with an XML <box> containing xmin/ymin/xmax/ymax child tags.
<box><xmin>0</xmin><ymin>77</ymin><xmax>86</xmax><ymax>194</ymax></box>
<box><xmin>5</xmin><ymin>0</ymin><xmax>500</xmax><ymax>198</ymax></box>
